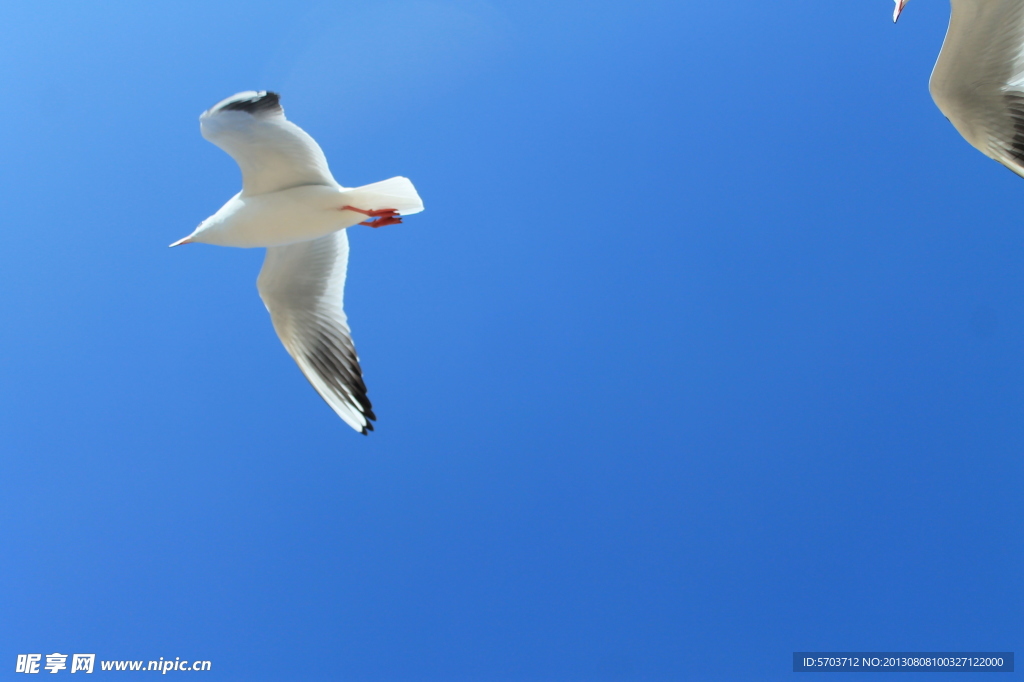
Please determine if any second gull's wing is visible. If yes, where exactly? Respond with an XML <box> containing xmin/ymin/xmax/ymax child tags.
<box><xmin>931</xmin><ymin>0</ymin><xmax>1024</xmax><ymax>176</ymax></box>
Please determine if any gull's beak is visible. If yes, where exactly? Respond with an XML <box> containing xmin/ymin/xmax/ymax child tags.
<box><xmin>168</xmin><ymin>236</ymin><xmax>193</xmax><ymax>248</ymax></box>
<box><xmin>893</xmin><ymin>0</ymin><xmax>909</xmax><ymax>22</ymax></box>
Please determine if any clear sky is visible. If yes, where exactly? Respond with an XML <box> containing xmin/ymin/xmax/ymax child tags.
<box><xmin>0</xmin><ymin>0</ymin><xmax>1020</xmax><ymax>679</ymax></box>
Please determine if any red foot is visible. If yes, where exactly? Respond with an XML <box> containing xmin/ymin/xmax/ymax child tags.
<box><xmin>361</xmin><ymin>215</ymin><xmax>402</xmax><ymax>228</ymax></box>
<box><xmin>340</xmin><ymin>205</ymin><xmax>403</xmax><ymax>228</ymax></box>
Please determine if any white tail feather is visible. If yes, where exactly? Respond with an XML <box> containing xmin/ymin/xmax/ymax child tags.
<box><xmin>339</xmin><ymin>176</ymin><xmax>424</xmax><ymax>216</ymax></box>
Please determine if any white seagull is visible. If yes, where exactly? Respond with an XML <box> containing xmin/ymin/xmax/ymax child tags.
<box><xmin>895</xmin><ymin>0</ymin><xmax>1024</xmax><ymax>177</ymax></box>
<box><xmin>172</xmin><ymin>91</ymin><xmax>424</xmax><ymax>434</ymax></box>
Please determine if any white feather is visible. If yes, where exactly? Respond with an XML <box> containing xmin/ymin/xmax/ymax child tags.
<box><xmin>257</xmin><ymin>230</ymin><xmax>375</xmax><ymax>434</ymax></box>
<box><xmin>200</xmin><ymin>91</ymin><xmax>336</xmax><ymax>196</ymax></box>
<box><xmin>929</xmin><ymin>0</ymin><xmax>1024</xmax><ymax>176</ymax></box>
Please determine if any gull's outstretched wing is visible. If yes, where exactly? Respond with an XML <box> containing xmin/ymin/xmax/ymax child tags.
<box><xmin>930</xmin><ymin>0</ymin><xmax>1024</xmax><ymax>176</ymax></box>
<box><xmin>200</xmin><ymin>91</ymin><xmax>337</xmax><ymax>196</ymax></box>
<box><xmin>257</xmin><ymin>230</ymin><xmax>376</xmax><ymax>434</ymax></box>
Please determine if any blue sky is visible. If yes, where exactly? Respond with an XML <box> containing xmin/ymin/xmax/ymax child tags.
<box><xmin>0</xmin><ymin>0</ymin><xmax>1021</xmax><ymax>679</ymax></box>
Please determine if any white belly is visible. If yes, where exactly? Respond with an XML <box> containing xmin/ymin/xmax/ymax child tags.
<box><xmin>196</xmin><ymin>184</ymin><xmax>363</xmax><ymax>248</ymax></box>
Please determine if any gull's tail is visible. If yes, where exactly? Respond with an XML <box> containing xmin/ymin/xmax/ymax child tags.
<box><xmin>339</xmin><ymin>177</ymin><xmax>424</xmax><ymax>216</ymax></box>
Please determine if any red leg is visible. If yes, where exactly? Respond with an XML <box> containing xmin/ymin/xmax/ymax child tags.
<box><xmin>362</xmin><ymin>215</ymin><xmax>403</xmax><ymax>228</ymax></box>
<box><xmin>339</xmin><ymin>205</ymin><xmax>403</xmax><ymax>228</ymax></box>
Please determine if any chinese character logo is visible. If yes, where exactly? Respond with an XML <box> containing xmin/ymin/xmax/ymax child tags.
<box><xmin>17</xmin><ymin>653</ymin><xmax>95</xmax><ymax>674</ymax></box>
<box><xmin>15</xmin><ymin>655</ymin><xmax>41</xmax><ymax>674</ymax></box>
<box><xmin>44</xmin><ymin>654</ymin><xmax>67</xmax><ymax>674</ymax></box>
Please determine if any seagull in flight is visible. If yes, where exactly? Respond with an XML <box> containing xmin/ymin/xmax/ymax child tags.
<box><xmin>172</xmin><ymin>91</ymin><xmax>424</xmax><ymax>434</ymax></box>
<box><xmin>894</xmin><ymin>0</ymin><xmax>1024</xmax><ymax>177</ymax></box>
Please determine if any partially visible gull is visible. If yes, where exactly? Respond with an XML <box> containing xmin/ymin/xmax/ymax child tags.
<box><xmin>172</xmin><ymin>91</ymin><xmax>423</xmax><ymax>434</ymax></box>
<box><xmin>895</xmin><ymin>0</ymin><xmax>1024</xmax><ymax>177</ymax></box>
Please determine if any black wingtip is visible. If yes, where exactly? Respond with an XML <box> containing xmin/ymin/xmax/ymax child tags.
<box><xmin>213</xmin><ymin>91</ymin><xmax>282</xmax><ymax>116</ymax></box>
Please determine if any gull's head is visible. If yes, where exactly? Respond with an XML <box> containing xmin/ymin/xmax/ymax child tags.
<box><xmin>893</xmin><ymin>0</ymin><xmax>909</xmax><ymax>22</ymax></box>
